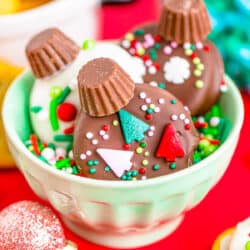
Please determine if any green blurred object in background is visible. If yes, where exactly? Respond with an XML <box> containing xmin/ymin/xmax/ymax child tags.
<box><xmin>205</xmin><ymin>0</ymin><xmax>250</xmax><ymax>91</ymax></box>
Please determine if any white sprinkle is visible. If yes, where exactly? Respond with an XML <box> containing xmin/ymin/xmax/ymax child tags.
<box><xmin>196</xmin><ymin>42</ymin><xmax>203</xmax><ymax>50</ymax></box>
<box><xmin>141</xmin><ymin>105</ymin><xmax>148</xmax><ymax>111</ymax></box>
<box><xmin>171</xmin><ymin>114</ymin><xmax>178</xmax><ymax>121</ymax></box>
<box><xmin>149</xmin><ymin>81</ymin><xmax>158</xmax><ymax>87</ymax></box>
<box><xmin>148</xmin><ymin>131</ymin><xmax>154</xmax><ymax>137</ymax></box>
<box><xmin>163</xmin><ymin>46</ymin><xmax>172</xmax><ymax>55</ymax></box>
<box><xmin>150</xmin><ymin>126</ymin><xmax>155</xmax><ymax>131</ymax></box>
<box><xmin>68</xmin><ymin>150</ymin><xmax>74</xmax><ymax>159</ymax></box>
<box><xmin>41</xmin><ymin>148</ymin><xmax>55</xmax><ymax>161</ymax></box>
<box><xmin>171</xmin><ymin>41</ymin><xmax>178</xmax><ymax>48</ymax></box>
<box><xmin>129</xmin><ymin>48</ymin><xmax>136</xmax><ymax>54</ymax></box>
<box><xmin>80</xmin><ymin>154</ymin><xmax>86</xmax><ymax>160</ymax></box>
<box><xmin>86</xmin><ymin>132</ymin><xmax>93</xmax><ymax>139</ymax></box>
<box><xmin>92</xmin><ymin>139</ymin><xmax>98</xmax><ymax>145</ymax></box>
<box><xmin>99</xmin><ymin>130</ymin><xmax>105</xmax><ymax>136</ymax></box>
<box><xmin>148</xmin><ymin>66</ymin><xmax>157</xmax><ymax>74</ymax></box>
<box><xmin>184</xmin><ymin>106</ymin><xmax>190</xmax><ymax>112</ymax></box>
<box><xmin>37</xmin><ymin>110</ymin><xmax>48</xmax><ymax>121</ymax></box>
<box><xmin>158</xmin><ymin>98</ymin><xmax>165</xmax><ymax>104</ymax></box>
<box><xmin>121</xmin><ymin>40</ymin><xmax>130</xmax><ymax>48</ymax></box>
<box><xmin>179</xmin><ymin>113</ymin><xmax>186</xmax><ymax>120</ymax></box>
<box><xmin>154</xmin><ymin>107</ymin><xmax>160</xmax><ymax>113</ymax></box>
<box><xmin>184</xmin><ymin>118</ymin><xmax>190</xmax><ymax>124</ymax></box>
<box><xmin>183</xmin><ymin>43</ymin><xmax>191</xmax><ymax>49</ymax></box>
<box><xmin>141</xmin><ymin>176</ymin><xmax>147</xmax><ymax>180</ymax></box>
<box><xmin>66</xmin><ymin>168</ymin><xmax>73</xmax><ymax>174</ymax></box>
<box><xmin>145</xmin><ymin>60</ymin><xmax>153</xmax><ymax>67</ymax></box>
<box><xmin>220</xmin><ymin>85</ymin><xmax>228</xmax><ymax>92</ymax></box>
<box><xmin>198</xmin><ymin>116</ymin><xmax>205</xmax><ymax>123</ymax></box>
<box><xmin>103</xmin><ymin>134</ymin><xmax>109</xmax><ymax>140</ymax></box>
<box><xmin>139</xmin><ymin>92</ymin><xmax>147</xmax><ymax>99</ymax></box>
<box><xmin>56</xmin><ymin>147</ymin><xmax>66</xmax><ymax>158</ymax></box>
<box><xmin>86</xmin><ymin>150</ymin><xmax>92</xmax><ymax>156</ymax></box>
<box><xmin>145</xmin><ymin>98</ymin><xmax>151</xmax><ymax>104</ymax></box>
<box><xmin>210</xmin><ymin>117</ymin><xmax>220</xmax><ymax>127</ymax></box>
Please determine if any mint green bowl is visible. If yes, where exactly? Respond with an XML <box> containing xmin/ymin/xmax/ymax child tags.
<box><xmin>2</xmin><ymin>71</ymin><xmax>244</xmax><ymax>248</ymax></box>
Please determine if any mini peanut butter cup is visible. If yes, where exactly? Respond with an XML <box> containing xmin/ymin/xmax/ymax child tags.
<box><xmin>78</xmin><ymin>58</ymin><xmax>135</xmax><ymax>117</ymax></box>
<box><xmin>158</xmin><ymin>0</ymin><xmax>211</xmax><ymax>44</ymax></box>
<box><xmin>26</xmin><ymin>28</ymin><xmax>80</xmax><ymax>78</ymax></box>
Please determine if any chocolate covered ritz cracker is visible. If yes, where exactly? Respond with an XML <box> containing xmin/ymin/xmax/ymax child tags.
<box><xmin>73</xmin><ymin>58</ymin><xmax>199</xmax><ymax>180</ymax></box>
<box><xmin>120</xmin><ymin>0</ymin><xmax>225</xmax><ymax>115</ymax></box>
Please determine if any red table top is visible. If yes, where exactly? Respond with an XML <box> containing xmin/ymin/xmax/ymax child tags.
<box><xmin>1</xmin><ymin>1</ymin><xmax>250</xmax><ymax>249</ymax></box>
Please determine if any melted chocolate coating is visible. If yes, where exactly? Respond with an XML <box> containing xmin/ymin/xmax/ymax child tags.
<box><xmin>120</xmin><ymin>24</ymin><xmax>224</xmax><ymax>115</ymax></box>
<box><xmin>73</xmin><ymin>84</ymin><xmax>199</xmax><ymax>180</ymax></box>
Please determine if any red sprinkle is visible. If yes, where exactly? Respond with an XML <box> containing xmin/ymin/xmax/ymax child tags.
<box><xmin>185</xmin><ymin>124</ymin><xmax>191</xmax><ymax>130</ymax></box>
<box><xmin>208</xmin><ymin>138</ymin><xmax>220</xmax><ymax>145</ymax></box>
<box><xmin>139</xmin><ymin>167</ymin><xmax>146</xmax><ymax>174</ymax></box>
<box><xmin>64</xmin><ymin>125</ymin><xmax>74</xmax><ymax>135</ymax></box>
<box><xmin>30</xmin><ymin>134</ymin><xmax>40</xmax><ymax>156</ymax></box>
<box><xmin>190</xmin><ymin>53</ymin><xmax>197</xmax><ymax>59</ymax></box>
<box><xmin>154</xmin><ymin>35</ymin><xmax>161</xmax><ymax>42</ymax></box>
<box><xmin>154</xmin><ymin>63</ymin><xmax>160</xmax><ymax>70</ymax></box>
<box><xmin>123</xmin><ymin>144</ymin><xmax>130</xmax><ymax>150</ymax></box>
<box><xmin>70</xmin><ymin>160</ymin><xmax>75</xmax><ymax>166</ymax></box>
<box><xmin>145</xmin><ymin>114</ymin><xmax>152</xmax><ymax>120</ymax></box>
<box><xmin>142</xmin><ymin>55</ymin><xmax>150</xmax><ymax>61</ymax></box>
<box><xmin>204</xmin><ymin>45</ymin><xmax>210</xmax><ymax>52</ymax></box>
<box><xmin>58</xmin><ymin>156</ymin><xmax>64</xmax><ymax>160</ymax></box>
<box><xmin>102</xmin><ymin>125</ymin><xmax>109</xmax><ymax>132</ymax></box>
<box><xmin>57</xmin><ymin>102</ymin><xmax>77</xmax><ymax>122</ymax></box>
<box><xmin>194</xmin><ymin>121</ymin><xmax>208</xmax><ymax>129</ymax></box>
<box><xmin>130</xmin><ymin>39</ymin><xmax>137</xmax><ymax>48</ymax></box>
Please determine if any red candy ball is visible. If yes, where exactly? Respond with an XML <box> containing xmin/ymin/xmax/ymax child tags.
<box><xmin>57</xmin><ymin>102</ymin><xmax>77</xmax><ymax>122</ymax></box>
<box><xmin>0</xmin><ymin>201</ymin><xmax>66</xmax><ymax>250</ymax></box>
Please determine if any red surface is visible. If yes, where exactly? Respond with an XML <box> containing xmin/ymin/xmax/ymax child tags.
<box><xmin>1</xmin><ymin>1</ymin><xmax>250</xmax><ymax>249</ymax></box>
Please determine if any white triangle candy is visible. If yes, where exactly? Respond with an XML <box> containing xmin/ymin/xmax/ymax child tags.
<box><xmin>96</xmin><ymin>149</ymin><xmax>134</xmax><ymax>178</ymax></box>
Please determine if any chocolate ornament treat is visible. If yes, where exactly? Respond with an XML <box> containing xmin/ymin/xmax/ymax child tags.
<box><xmin>120</xmin><ymin>0</ymin><xmax>226</xmax><ymax>115</ymax></box>
<box><xmin>0</xmin><ymin>201</ymin><xmax>76</xmax><ymax>250</ymax></box>
<box><xmin>27</xmin><ymin>29</ymin><xmax>145</xmax><ymax>151</ymax></box>
<box><xmin>73</xmin><ymin>58</ymin><xmax>199</xmax><ymax>180</ymax></box>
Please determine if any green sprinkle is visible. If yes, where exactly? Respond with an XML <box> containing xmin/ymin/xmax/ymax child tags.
<box><xmin>54</xmin><ymin>134</ymin><xmax>73</xmax><ymax>142</ymax></box>
<box><xmin>134</xmin><ymin>29</ymin><xmax>145</xmax><ymax>36</ymax></box>
<box><xmin>211</xmin><ymin>105</ymin><xmax>221</xmax><ymax>116</ymax></box>
<box><xmin>131</xmin><ymin>170</ymin><xmax>138</xmax><ymax>177</ymax></box>
<box><xmin>50</xmin><ymin>86</ymin><xmax>63</xmax><ymax>99</ymax></box>
<box><xmin>89</xmin><ymin>167</ymin><xmax>96</xmax><ymax>174</ymax></box>
<box><xmin>169</xmin><ymin>163</ymin><xmax>176</xmax><ymax>169</ymax></box>
<box><xmin>93</xmin><ymin>160</ymin><xmax>99</xmax><ymax>166</ymax></box>
<box><xmin>48</xmin><ymin>143</ymin><xmax>56</xmax><ymax>150</ymax></box>
<box><xmin>56</xmin><ymin>86</ymin><xmax>71</xmax><ymax>104</ymax></box>
<box><xmin>193</xmin><ymin>151</ymin><xmax>202</xmax><ymax>163</ymax></box>
<box><xmin>126</xmin><ymin>171</ymin><xmax>132</xmax><ymax>177</ymax></box>
<box><xmin>245</xmin><ymin>240</ymin><xmax>250</xmax><ymax>250</ymax></box>
<box><xmin>140</xmin><ymin>142</ymin><xmax>146</xmax><ymax>148</ymax></box>
<box><xmin>218</xmin><ymin>118</ymin><xmax>231</xmax><ymax>143</ymax></box>
<box><xmin>31</xmin><ymin>106</ymin><xmax>42</xmax><ymax>113</ymax></box>
<box><xmin>146</xmin><ymin>108</ymin><xmax>154</xmax><ymax>114</ymax></box>
<box><xmin>158</xmin><ymin>83</ymin><xmax>166</xmax><ymax>89</ymax></box>
<box><xmin>49</xmin><ymin>99</ymin><xmax>59</xmax><ymax>131</ymax></box>
<box><xmin>72</xmin><ymin>166</ymin><xmax>79</xmax><ymax>175</ymax></box>
<box><xmin>154</xmin><ymin>43</ymin><xmax>161</xmax><ymax>49</ymax></box>
<box><xmin>170</xmin><ymin>99</ymin><xmax>177</xmax><ymax>104</ymax></box>
<box><xmin>198</xmin><ymin>139</ymin><xmax>210</xmax><ymax>150</ymax></box>
<box><xmin>87</xmin><ymin>160</ymin><xmax>94</xmax><ymax>166</ymax></box>
<box><xmin>56</xmin><ymin>158</ymin><xmax>70</xmax><ymax>169</ymax></box>
<box><xmin>191</xmin><ymin>44</ymin><xmax>195</xmax><ymax>50</ymax></box>
<box><xmin>104</xmin><ymin>166</ymin><xmax>110</xmax><ymax>172</ymax></box>
<box><xmin>82</xmin><ymin>39</ymin><xmax>96</xmax><ymax>50</ymax></box>
<box><xmin>121</xmin><ymin>175</ymin><xmax>127</xmax><ymax>180</ymax></box>
<box><xmin>127</xmin><ymin>176</ymin><xmax>132</xmax><ymax>181</ymax></box>
<box><xmin>152</xmin><ymin>164</ymin><xmax>160</xmax><ymax>171</ymax></box>
<box><xmin>149</xmin><ymin>48</ymin><xmax>157</xmax><ymax>61</ymax></box>
<box><xmin>66</xmin><ymin>142</ymin><xmax>73</xmax><ymax>153</ymax></box>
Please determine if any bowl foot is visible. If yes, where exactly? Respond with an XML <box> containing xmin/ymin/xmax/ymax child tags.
<box><xmin>62</xmin><ymin>214</ymin><xmax>183</xmax><ymax>249</ymax></box>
